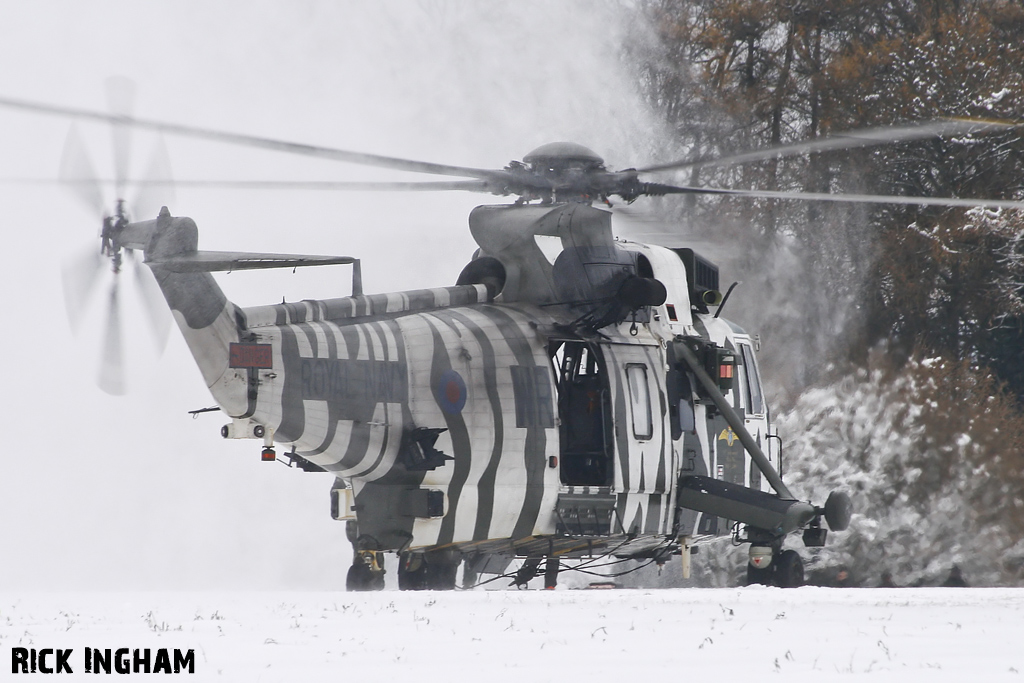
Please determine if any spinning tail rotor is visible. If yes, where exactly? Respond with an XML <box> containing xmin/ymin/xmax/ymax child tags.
<box><xmin>58</xmin><ymin>79</ymin><xmax>172</xmax><ymax>395</ymax></box>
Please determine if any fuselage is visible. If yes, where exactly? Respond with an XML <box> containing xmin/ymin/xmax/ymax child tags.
<box><xmin>149</xmin><ymin>204</ymin><xmax>775</xmax><ymax>558</ymax></box>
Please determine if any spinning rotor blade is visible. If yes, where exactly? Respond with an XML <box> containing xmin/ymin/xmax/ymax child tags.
<box><xmin>132</xmin><ymin>179</ymin><xmax>490</xmax><ymax>192</ymax></box>
<box><xmin>98</xmin><ymin>279</ymin><xmax>125</xmax><ymax>396</ymax></box>
<box><xmin>61</xmin><ymin>245</ymin><xmax>104</xmax><ymax>331</ymax></box>
<box><xmin>58</xmin><ymin>124</ymin><xmax>105</xmax><ymax>216</ymax></box>
<box><xmin>106</xmin><ymin>77</ymin><xmax>136</xmax><ymax>199</ymax></box>
<box><xmin>0</xmin><ymin>95</ymin><xmax>504</xmax><ymax>181</ymax></box>
<box><xmin>638</xmin><ymin>119</ymin><xmax>1019</xmax><ymax>174</ymax></box>
<box><xmin>0</xmin><ymin>178</ymin><xmax>492</xmax><ymax>193</ymax></box>
<box><xmin>132</xmin><ymin>135</ymin><xmax>176</xmax><ymax>220</ymax></box>
<box><xmin>20</xmin><ymin>91</ymin><xmax>1022</xmax><ymax>206</ymax></box>
<box><xmin>651</xmin><ymin>182</ymin><xmax>1024</xmax><ymax>209</ymax></box>
<box><xmin>127</xmin><ymin>251</ymin><xmax>171</xmax><ymax>353</ymax></box>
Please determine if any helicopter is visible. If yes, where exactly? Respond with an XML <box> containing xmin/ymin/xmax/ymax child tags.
<box><xmin>4</xmin><ymin>93</ymin><xmax>1023</xmax><ymax>591</ymax></box>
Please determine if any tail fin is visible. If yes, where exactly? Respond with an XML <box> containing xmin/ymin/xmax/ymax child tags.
<box><xmin>132</xmin><ymin>207</ymin><xmax>356</xmax><ymax>416</ymax></box>
<box><xmin>139</xmin><ymin>208</ymin><xmax>245</xmax><ymax>413</ymax></box>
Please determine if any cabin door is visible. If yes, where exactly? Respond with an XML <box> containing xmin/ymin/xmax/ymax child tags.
<box><xmin>551</xmin><ymin>340</ymin><xmax>613</xmax><ymax>487</ymax></box>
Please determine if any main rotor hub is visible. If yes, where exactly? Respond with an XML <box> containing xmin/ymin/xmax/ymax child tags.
<box><xmin>522</xmin><ymin>142</ymin><xmax>605</xmax><ymax>170</ymax></box>
<box><xmin>509</xmin><ymin>142</ymin><xmax>612</xmax><ymax>204</ymax></box>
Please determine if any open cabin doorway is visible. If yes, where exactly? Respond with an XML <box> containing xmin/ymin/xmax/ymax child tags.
<box><xmin>549</xmin><ymin>340</ymin><xmax>613</xmax><ymax>487</ymax></box>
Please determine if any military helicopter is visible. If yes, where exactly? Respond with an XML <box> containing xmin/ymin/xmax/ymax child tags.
<box><xmin>4</xmin><ymin>93</ymin><xmax>1023</xmax><ymax>591</ymax></box>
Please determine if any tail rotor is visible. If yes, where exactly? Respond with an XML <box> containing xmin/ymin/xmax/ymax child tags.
<box><xmin>98</xmin><ymin>278</ymin><xmax>125</xmax><ymax>396</ymax></box>
<box><xmin>58</xmin><ymin>78</ymin><xmax>173</xmax><ymax>394</ymax></box>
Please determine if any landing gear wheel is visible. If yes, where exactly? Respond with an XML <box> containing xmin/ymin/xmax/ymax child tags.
<box><xmin>773</xmin><ymin>549</ymin><xmax>804</xmax><ymax>588</ymax></box>
<box><xmin>397</xmin><ymin>553</ymin><xmax>459</xmax><ymax>591</ymax></box>
<box><xmin>747</xmin><ymin>562</ymin><xmax>774</xmax><ymax>586</ymax></box>
<box><xmin>398</xmin><ymin>554</ymin><xmax>428</xmax><ymax>591</ymax></box>
<box><xmin>424</xmin><ymin>560</ymin><xmax>459</xmax><ymax>590</ymax></box>
<box><xmin>747</xmin><ymin>544</ymin><xmax>774</xmax><ymax>586</ymax></box>
<box><xmin>346</xmin><ymin>563</ymin><xmax>385</xmax><ymax>591</ymax></box>
<box><xmin>347</xmin><ymin>551</ymin><xmax>386</xmax><ymax>591</ymax></box>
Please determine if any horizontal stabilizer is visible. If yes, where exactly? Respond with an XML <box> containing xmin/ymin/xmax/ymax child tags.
<box><xmin>147</xmin><ymin>250</ymin><xmax>355</xmax><ymax>273</ymax></box>
<box><xmin>677</xmin><ymin>475</ymin><xmax>815</xmax><ymax>536</ymax></box>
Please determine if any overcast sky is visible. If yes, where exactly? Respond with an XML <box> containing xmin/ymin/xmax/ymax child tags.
<box><xmin>0</xmin><ymin>1</ymin><xmax>674</xmax><ymax>589</ymax></box>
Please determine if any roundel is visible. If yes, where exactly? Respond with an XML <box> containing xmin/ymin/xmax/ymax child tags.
<box><xmin>437</xmin><ymin>369</ymin><xmax>467</xmax><ymax>414</ymax></box>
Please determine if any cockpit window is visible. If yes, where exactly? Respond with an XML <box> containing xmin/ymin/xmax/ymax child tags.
<box><xmin>740</xmin><ymin>344</ymin><xmax>764</xmax><ymax>415</ymax></box>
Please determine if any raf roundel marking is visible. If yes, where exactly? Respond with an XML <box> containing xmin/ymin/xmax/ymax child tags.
<box><xmin>437</xmin><ymin>369</ymin><xmax>467</xmax><ymax>414</ymax></box>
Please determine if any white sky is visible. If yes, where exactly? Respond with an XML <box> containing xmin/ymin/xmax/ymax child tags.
<box><xmin>0</xmin><ymin>1</ymin><xmax>673</xmax><ymax>589</ymax></box>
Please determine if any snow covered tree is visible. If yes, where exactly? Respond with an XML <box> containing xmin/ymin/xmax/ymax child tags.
<box><xmin>780</xmin><ymin>351</ymin><xmax>1024</xmax><ymax>586</ymax></box>
<box><xmin>631</xmin><ymin>0</ymin><xmax>1024</xmax><ymax>585</ymax></box>
<box><xmin>635</xmin><ymin>0</ymin><xmax>1024</xmax><ymax>397</ymax></box>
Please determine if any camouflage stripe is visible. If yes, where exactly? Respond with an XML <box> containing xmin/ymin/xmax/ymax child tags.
<box><xmin>627</xmin><ymin>499</ymin><xmax>643</xmax><ymax>535</ymax></box>
<box><xmin>641</xmin><ymin>344</ymin><xmax>669</xmax><ymax>494</ymax></box>
<box><xmin>151</xmin><ymin>269</ymin><xmax>227</xmax><ymax>329</ymax></box>
<box><xmin>333</xmin><ymin>325</ymin><xmax>377</xmax><ymax>472</ymax></box>
<box><xmin>239</xmin><ymin>366</ymin><xmax>258</xmax><ymax>420</ymax></box>
<box><xmin>475</xmin><ymin>305</ymin><xmax>547</xmax><ymax>540</ymax></box>
<box><xmin>244</xmin><ymin>285</ymin><xmax>489</xmax><ymax>330</ymax></box>
<box><xmin>323</xmin><ymin>319</ymin><xmax>338</xmax><ymax>359</ymax></box>
<box><xmin>246</xmin><ymin>282</ymin><xmax>487</xmax><ymax>325</ymax></box>
<box><xmin>442</xmin><ymin>308</ymin><xmax>504</xmax><ymax>541</ymax></box>
<box><xmin>607</xmin><ymin>347</ymin><xmax>630</xmax><ymax>491</ymax></box>
<box><xmin>374</xmin><ymin>318</ymin><xmax>423</xmax><ymax>487</ymax></box>
<box><xmin>645</xmin><ymin>494</ymin><xmax>662</xmax><ymax>534</ymax></box>
<box><xmin>367</xmin><ymin>293</ymin><xmax>389</xmax><ymax>314</ymax></box>
<box><xmin>346</xmin><ymin>321</ymin><xmax>395</xmax><ymax>480</ymax></box>
<box><xmin>405</xmin><ymin>289</ymin><xmax>437</xmax><ymax>311</ymax></box>
<box><xmin>338</xmin><ymin>321</ymin><xmax>360</xmax><ymax>359</ymax></box>
<box><xmin>295</xmin><ymin>321</ymin><xmax>318</xmax><ymax>354</ymax></box>
<box><xmin>656</xmin><ymin>450</ymin><xmax>667</xmax><ymax>496</ymax></box>
<box><xmin>424</xmin><ymin>317</ymin><xmax>473</xmax><ymax>546</ymax></box>
<box><xmin>274</xmin><ymin>304</ymin><xmax>306</xmax><ymax>442</ymax></box>
<box><xmin>282</xmin><ymin>301</ymin><xmax>306</xmax><ymax>324</ymax></box>
<box><xmin>291</xmin><ymin>320</ymin><xmax>344</xmax><ymax>460</ymax></box>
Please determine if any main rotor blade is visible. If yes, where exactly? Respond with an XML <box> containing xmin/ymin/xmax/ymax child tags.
<box><xmin>106</xmin><ymin>76</ymin><xmax>136</xmax><ymax>199</ymax></box>
<box><xmin>656</xmin><ymin>183</ymin><xmax>1024</xmax><ymax>209</ymax></box>
<box><xmin>0</xmin><ymin>178</ymin><xmax>494</xmax><ymax>193</ymax></box>
<box><xmin>0</xmin><ymin>95</ymin><xmax>505</xmax><ymax>181</ymax></box>
<box><xmin>136</xmin><ymin>179</ymin><xmax>493</xmax><ymax>192</ymax></box>
<box><xmin>58</xmin><ymin>124</ymin><xmax>105</xmax><ymax>216</ymax></box>
<box><xmin>638</xmin><ymin>119</ymin><xmax>1019</xmax><ymax>174</ymax></box>
<box><xmin>98</xmin><ymin>278</ymin><xmax>125</xmax><ymax>396</ymax></box>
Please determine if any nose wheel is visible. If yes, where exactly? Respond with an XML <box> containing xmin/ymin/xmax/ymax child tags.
<box><xmin>747</xmin><ymin>546</ymin><xmax>804</xmax><ymax>588</ymax></box>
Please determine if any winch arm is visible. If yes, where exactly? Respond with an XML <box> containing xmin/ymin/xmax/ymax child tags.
<box><xmin>672</xmin><ymin>339</ymin><xmax>795</xmax><ymax>501</ymax></box>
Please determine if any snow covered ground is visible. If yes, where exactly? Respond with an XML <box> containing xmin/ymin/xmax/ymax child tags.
<box><xmin>3</xmin><ymin>587</ymin><xmax>1020</xmax><ymax>681</ymax></box>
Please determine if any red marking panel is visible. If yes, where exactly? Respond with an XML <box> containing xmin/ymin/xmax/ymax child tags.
<box><xmin>230</xmin><ymin>343</ymin><xmax>273</xmax><ymax>369</ymax></box>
